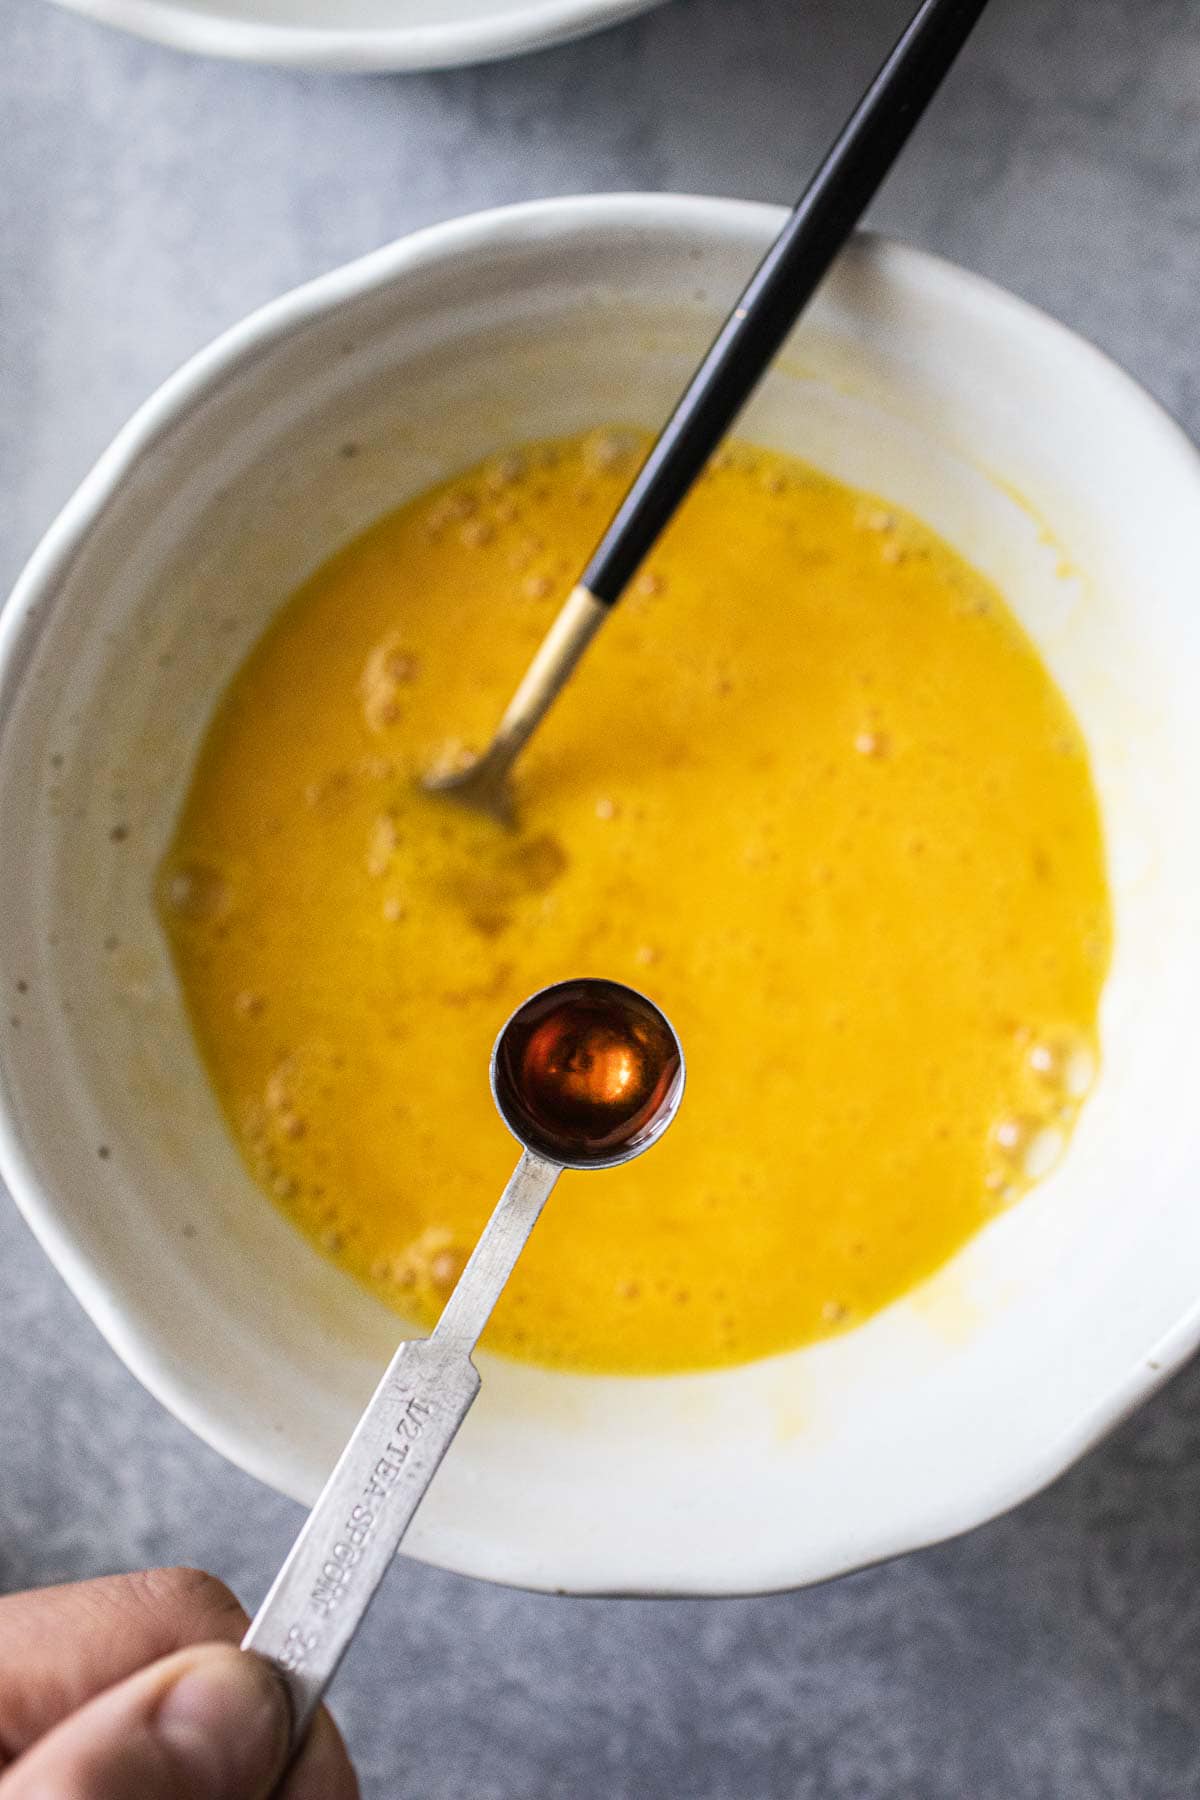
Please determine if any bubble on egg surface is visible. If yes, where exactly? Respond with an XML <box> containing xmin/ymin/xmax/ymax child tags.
<box><xmin>992</xmin><ymin>1115</ymin><xmax>1031</xmax><ymax>1158</ymax></box>
<box><xmin>164</xmin><ymin>861</ymin><xmax>230</xmax><ymax>923</ymax></box>
<box><xmin>854</xmin><ymin>730</ymin><xmax>889</xmax><ymax>759</ymax></box>
<box><xmin>1064</xmin><ymin>1042</ymin><xmax>1097</xmax><ymax>1099</ymax></box>
<box><xmin>1022</xmin><ymin>1124</ymin><xmax>1066</xmax><ymax>1181</ymax></box>
<box><xmin>584</xmin><ymin>429</ymin><xmax>640</xmax><ymax>473</ymax></box>
<box><xmin>360</xmin><ymin>632</ymin><xmax>419</xmax><ymax>733</ymax></box>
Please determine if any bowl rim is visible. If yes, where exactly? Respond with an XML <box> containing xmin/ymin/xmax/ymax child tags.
<box><xmin>43</xmin><ymin>0</ymin><xmax>667</xmax><ymax>71</ymax></box>
<box><xmin>4</xmin><ymin>192</ymin><xmax>1200</xmax><ymax>1595</ymax></box>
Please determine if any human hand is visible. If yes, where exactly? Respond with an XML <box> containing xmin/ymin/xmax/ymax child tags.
<box><xmin>0</xmin><ymin>1566</ymin><xmax>359</xmax><ymax>1798</ymax></box>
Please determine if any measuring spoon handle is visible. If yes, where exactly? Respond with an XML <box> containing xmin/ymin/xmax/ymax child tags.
<box><xmin>242</xmin><ymin>1335</ymin><xmax>480</xmax><ymax>1743</ymax></box>
<box><xmin>243</xmin><ymin>1149</ymin><xmax>560</xmax><ymax>1748</ymax></box>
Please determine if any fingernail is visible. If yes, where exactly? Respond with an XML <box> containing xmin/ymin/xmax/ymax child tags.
<box><xmin>156</xmin><ymin>1648</ymin><xmax>290</xmax><ymax>1797</ymax></box>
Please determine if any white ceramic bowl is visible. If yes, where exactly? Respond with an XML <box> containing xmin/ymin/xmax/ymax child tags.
<box><xmin>45</xmin><ymin>0</ymin><xmax>666</xmax><ymax>71</ymax></box>
<box><xmin>3</xmin><ymin>196</ymin><xmax>1200</xmax><ymax>1597</ymax></box>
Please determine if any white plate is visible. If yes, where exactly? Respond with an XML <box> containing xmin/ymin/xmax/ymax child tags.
<box><xmin>2</xmin><ymin>196</ymin><xmax>1200</xmax><ymax>1596</ymax></box>
<box><xmin>45</xmin><ymin>0</ymin><xmax>668</xmax><ymax>71</ymax></box>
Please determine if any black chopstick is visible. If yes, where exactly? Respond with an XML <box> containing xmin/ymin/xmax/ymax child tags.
<box><xmin>579</xmin><ymin>0</ymin><xmax>992</xmax><ymax>608</ymax></box>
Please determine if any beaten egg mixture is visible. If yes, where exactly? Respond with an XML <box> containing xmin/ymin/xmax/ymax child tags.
<box><xmin>160</xmin><ymin>430</ymin><xmax>1110</xmax><ymax>1374</ymax></box>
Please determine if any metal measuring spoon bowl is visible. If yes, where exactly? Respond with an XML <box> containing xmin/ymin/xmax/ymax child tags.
<box><xmin>491</xmin><ymin>977</ymin><xmax>685</xmax><ymax>1170</ymax></box>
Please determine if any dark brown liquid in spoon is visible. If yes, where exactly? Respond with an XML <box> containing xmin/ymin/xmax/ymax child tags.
<box><xmin>494</xmin><ymin>980</ymin><xmax>682</xmax><ymax>1165</ymax></box>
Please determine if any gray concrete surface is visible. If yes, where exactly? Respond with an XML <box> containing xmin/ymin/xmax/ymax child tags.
<box><xmin>3</xmin><ymin>0</ymin><xmax>1200</xmax><ymax>1793</ymax></box>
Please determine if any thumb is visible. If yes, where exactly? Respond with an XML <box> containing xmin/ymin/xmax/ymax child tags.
<box><xmin>0</xmin><ymin>1643</ymin><xmax>291</xmax><ymax>1800</ymax></box>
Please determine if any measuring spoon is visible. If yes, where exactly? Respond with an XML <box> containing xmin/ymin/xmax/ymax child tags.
<box><xmin>243</xmin><ymin>976</ymin><xmax>685</xmax><ymax>1753</ymax></box>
